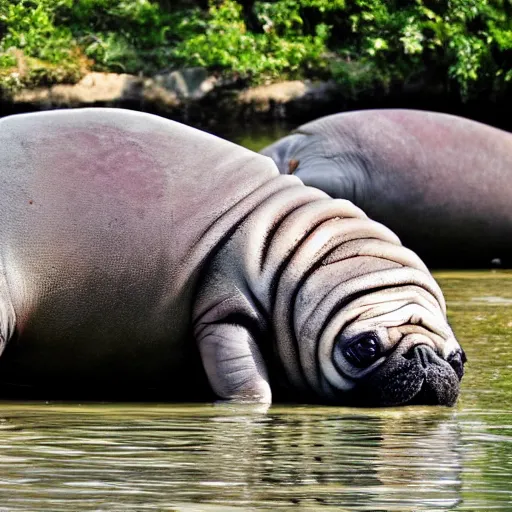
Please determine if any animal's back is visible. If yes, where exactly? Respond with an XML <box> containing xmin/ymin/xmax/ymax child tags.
<box><xmin>0</xmin><ymin>108</ymin><xmax>277</xmax><ymax>395</ymax></box>
<box><xmin>314</xmin><ymin>110</ymin><xmax>512</xmax><ymax>254</ymax></box>
<box><xmin>263</xmin><ymin>109</ymin><xmax>512</xmax><ymax>265</ymax></box>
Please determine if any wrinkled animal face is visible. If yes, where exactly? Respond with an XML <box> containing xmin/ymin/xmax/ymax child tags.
<box><xmin>317</xmin><ymin>286</ymin><xmax>465</xmax><ymax>406</ymax></box>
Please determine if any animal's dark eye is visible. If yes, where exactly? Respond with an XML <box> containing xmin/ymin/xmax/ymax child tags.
<box><xmin>343</xmin><ymin>334</ymin><xmax>380</xmax><ymax>368</ymax></box>
<box><xmin>447</xmin><ymin>349</ymin><xmax>467</xmax><ymax>380</ymax></box>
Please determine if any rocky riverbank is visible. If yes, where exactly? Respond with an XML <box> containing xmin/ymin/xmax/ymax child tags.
<box><xmin>3</xmin><ymin>68</ymin><xmax>343</xmax><ymax>128</ymax></box>
<box><xmin>3</xmin><ymin>67</ymin><xmax>512</xmax><ymax>136</ymax></box>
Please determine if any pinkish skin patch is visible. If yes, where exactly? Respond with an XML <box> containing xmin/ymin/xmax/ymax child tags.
<box><xmin>35</xmin><ymin>123</ymin><xmax>167</xmax><ymax>206</ymax></box>
<box><xmin>378</xmin><ymin>110</ymin><xmax>494</xmax><ymax>154</ymax></box>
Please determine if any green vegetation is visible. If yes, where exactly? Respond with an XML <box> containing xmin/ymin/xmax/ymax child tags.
<box><xmin>0</xmin><ymin>0</ymin><xmax>187</xmax><ymax>92</ymax></box>
<box><xmin>173</xmin><ymin>0</ymin><xmax>331</xmax><ymax>81</ymax></box>
<box><xmin>1</xmin><ymin>0</ymin><xmax>512</xmax><ymax>100</ymax></box>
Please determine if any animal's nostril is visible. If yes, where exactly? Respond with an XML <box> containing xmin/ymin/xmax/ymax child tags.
<box><xmin>403</xmin><ymin>344</ymin><xmax>437</xmax><ymax>368</ymax></box>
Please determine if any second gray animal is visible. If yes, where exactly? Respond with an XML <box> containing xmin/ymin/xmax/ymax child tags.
<box><xmin>261</xmin><ymin>109</ymin><xmax>512</xmax><ymax>267</ymax></box>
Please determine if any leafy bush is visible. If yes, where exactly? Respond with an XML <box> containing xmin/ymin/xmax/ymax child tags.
<box><xmin>173</xmin><ymin>0</ymin><xmax>330</xmax><ymax>81</ymax></box>
<box><xmin>1</xmin><ymin>0</ymin><xmax>75</xmax><ymax>64</ymax></box>
<box><xmin>0</xmin><ymin>0</ymin><xmax>86</xmax><ymax>93</ymax></box>
<box><xmin>177</xmin><ymin>0</ymin><xmax>512</xmax><ymax>98</ymax></box>
<box><xmin>1</xmin><ymin>0</ymin><xmax>512</xmax><ymax>100</ymax></box>
<box><xmin>328</xmin><ymin>0</ymin><xmax>512</xmax><ymax>99</ymax></box>
<box><xmin>0</xmin><ymin>0</ymin><xmax>187</xmax><ymax>93</ymax></box>
<box><xmin>58</xmin><ymin>0</ymin><xmax>192</xmax><ymax>74</ymax></box>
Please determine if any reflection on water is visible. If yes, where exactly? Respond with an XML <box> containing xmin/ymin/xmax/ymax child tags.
<box><xmin>0</xmin><ymin>404</ymin><xmax>465</xmax><ymax>511</ymax></box>
<box><xmin>0</xmin><ymin>272</ymin><xmax>510</xmax><ymax>510</ymax></box>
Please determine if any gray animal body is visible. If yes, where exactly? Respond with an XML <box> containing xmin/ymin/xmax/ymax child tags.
<box><xmin>261</xmin><ymin>109</ymin><xmax>512</xmax><ymax>267</ymax></box>
<box><xmin>0</xmin><ymin>108</ymin><xmax>465</xmax><ymax>405</ymax></box>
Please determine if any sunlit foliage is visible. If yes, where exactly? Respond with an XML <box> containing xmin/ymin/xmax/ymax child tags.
<box><xmin>0</xmin><ymin>0</ymin><xmax>511</xmax><ymax>99</ymax></box>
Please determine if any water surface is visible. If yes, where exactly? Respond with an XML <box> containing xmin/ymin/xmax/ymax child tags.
<box><xmin>0</xmin><ymin>271</ymin><xmax>510</xmax><ymax>511</ymax></box>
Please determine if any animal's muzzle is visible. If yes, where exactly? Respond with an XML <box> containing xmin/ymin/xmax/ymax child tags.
<box><xmin>404</xmin><ymin>344</ymin><xmax>460</xmax><ymax>406</ymax></box>
<box><xmin>404</xmin><ymin>344</ymin><xmax>439</xmax><ymax>368</ymax></box>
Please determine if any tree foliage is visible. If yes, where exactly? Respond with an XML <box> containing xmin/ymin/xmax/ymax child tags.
<box><xmin>172</xmin><ymin>0</ymin><xmax>330</xmax><ymax>80</ymax></box>
<box><xmin>1</xmin><ymin>0</ymin><xmax>511</xmax><ymax>99</ymax></box>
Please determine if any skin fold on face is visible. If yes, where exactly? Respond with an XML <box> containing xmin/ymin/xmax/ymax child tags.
<box><xmin>268</xmin><ymin>213</ymin><xmax>466</xmax><ymax>407</ymax></box>
<box><xmin>319</xmin><ymin>286</ymin><xmax>465</xmax><ymax>406</ymax></box>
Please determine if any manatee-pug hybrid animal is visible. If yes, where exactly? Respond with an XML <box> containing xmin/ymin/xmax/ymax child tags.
<box><xmin>261</xmin><ymin>109</ymin><xmax>512</xmax><ymax>267</ymax></box>
<box><xmin>0</xmin><ymin>108</ymin><xmax>465</xmax><ymax>406</ymax></box>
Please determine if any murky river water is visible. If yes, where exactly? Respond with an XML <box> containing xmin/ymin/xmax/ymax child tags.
<box><xmin>0</xmin><ymin>128</ymin><xmax>510</xmax><ymax>510</ymax></box>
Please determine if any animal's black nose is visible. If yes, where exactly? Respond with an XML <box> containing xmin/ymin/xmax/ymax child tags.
<box><xmin>404</xmin><ymin>344</ymin><xmax>438</xmax><ymax>368</ymax></box>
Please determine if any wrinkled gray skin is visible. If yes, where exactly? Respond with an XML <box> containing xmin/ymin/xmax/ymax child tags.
<box><xmin>0</xmin><ymin>108</ymin><xmax>465</xmax><ymax>406</ymax></box>
<box><xmin>261</xmin><ymin>109</ymin><xmax>512</xmax><ymax>267</ymax></box>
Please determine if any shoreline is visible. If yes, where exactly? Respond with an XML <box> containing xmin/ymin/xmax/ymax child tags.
<box><xmin>2</xmin><ymin>69</ymin><xmax>512</xmax><ymax>135</ymax></box>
